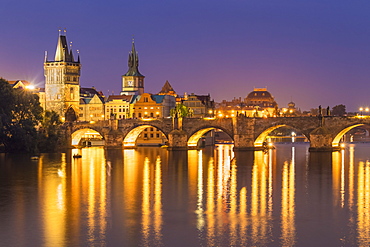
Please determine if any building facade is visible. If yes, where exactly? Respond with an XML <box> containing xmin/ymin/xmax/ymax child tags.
<box><xmin>79</xmin><ymin>88</ymin><xmax>105</xmax><ymax>122</ymax></box>
<box><xmin>105</xmin><ymin>95</ymin><xmax>132</xmax><ymax>119</ymax></box>
<box><xmin>182</xmin><ymin>93</ymin><xmax>215</xmax><ymax>118</ymax></box>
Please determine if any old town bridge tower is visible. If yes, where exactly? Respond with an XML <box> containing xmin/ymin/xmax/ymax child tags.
<box><xmin>44</xmin><ymin>30</ymin><xmax>81</xmax><ymax>121</ymax></box>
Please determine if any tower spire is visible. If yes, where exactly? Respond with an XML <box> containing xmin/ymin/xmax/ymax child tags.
<box><xmin>124</xmin><ymin>38</ymin><xmax>143</xmax><ymax>77</ymax></box>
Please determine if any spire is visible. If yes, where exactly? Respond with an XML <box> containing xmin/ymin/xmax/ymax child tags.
<box><xmin>124</xmin><ymin>38</ymin><xmax>144</xmax><ymax>77</ymax></box>
<box><xmin>53</xmin><ymin>29</ymin><xmax>78</xmax><ymax>62</ymax></box>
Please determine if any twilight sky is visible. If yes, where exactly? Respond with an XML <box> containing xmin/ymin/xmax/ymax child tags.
<box><xmin>2</xmin><ymin>0</ymin><xmax>370</xmax><ymax>111</ymax></box>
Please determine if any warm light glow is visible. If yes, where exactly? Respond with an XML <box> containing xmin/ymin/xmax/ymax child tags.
<box><xmin>25</xmin><ymin>85</ymin><xmax>35</xmax><ymax>90</ymax></box>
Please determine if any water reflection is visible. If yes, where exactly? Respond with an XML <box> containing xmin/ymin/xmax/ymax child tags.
<box><xmin>4</xmin><ymin>144</ymin><xmax>370</xmax><ymax>246</ymax></box>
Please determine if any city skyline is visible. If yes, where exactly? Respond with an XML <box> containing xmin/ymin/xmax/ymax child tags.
<box><xmin>2</xmin><ymin>0</ymin><xmax>370</xmax><ymax>111</ymax></box>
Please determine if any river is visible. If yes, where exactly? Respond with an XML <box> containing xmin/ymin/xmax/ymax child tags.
<box><xmin>1</xmin><ymin>143</ymin><xmax>370</xmax><ymax>246</ymax></box>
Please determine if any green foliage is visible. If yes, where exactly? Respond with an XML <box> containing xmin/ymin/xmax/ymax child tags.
<box><xmin>170</xmin><ymin>104</ymin><xmax>192</xmax><ymax>118</ymax></box>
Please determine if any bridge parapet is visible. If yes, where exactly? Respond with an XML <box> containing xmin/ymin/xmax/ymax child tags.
<box><xmin>65</xmin><ymin>116</ymin><xmax>370</xmax><ymax>151</ymax></box>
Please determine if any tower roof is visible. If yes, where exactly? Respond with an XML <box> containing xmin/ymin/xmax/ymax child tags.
<box><xmin>52</xmin><ymin>30</ymin><xmax>78</xmax><ymax>63</ymax></box>
<box><xmin>158</xmin><ymin>80</ymin><xmax>176</xmax><ymax>96</ymax></box>
<box><xmin>123</xmin><ymin>40</ymin><xmax>144</xmax><ymax>77</ymax></box>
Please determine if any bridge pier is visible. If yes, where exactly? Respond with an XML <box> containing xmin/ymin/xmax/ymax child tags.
<box><xmin>104</xmin><ymin>131</ymin><xmax>125</xmax><ymax>148</ymax></box>
<box><xmin>167</xmin><ymin>129</ymin><xmax>188</xmax><ymax>150</ymax></box>
<box><xmin>232</xmin><ymin>115</ymin><xmax>258</xmax><ymax>151</ymax></box>
<box><xmin>309</xmin><ymin>127</ymin><xmax>338</xmax><ymax>152</ymax></box>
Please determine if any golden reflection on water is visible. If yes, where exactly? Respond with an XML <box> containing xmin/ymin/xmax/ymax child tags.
<box><xmin>38</xmin><ymin>153</ymin><xmax>67</xmax><ymax>247</ymax></box>
<box><xmin>357</xmin><ymin>160</ymin><xmax>370</xmax><ymax>246</ymax></box>
<box><xmin>30</xmin><ymin>144</ymin><xmax>370</xmax><ymax>246</ymax></box>
<box><xmin>280</xmin><ymin>147</ymin><xmax>296</xmax><ymax>247</ymax></box>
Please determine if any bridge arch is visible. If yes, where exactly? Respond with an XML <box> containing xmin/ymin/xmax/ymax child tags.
<box><xmin>254</xmin><ymin>124</ymin><xmax>308</xmax><ymax>148</ymax></box>
<box><xmin>187</xmin><ymin>126</ymin><xmax>233</xmax><ymax>147</ymax></box>
<box><xmin>71</xmin><ymin>128</ymin><xmax>104</xmax><ymax>146</ymax></box>
<box><xmin>123</xmin><ymin>124</ymin><xmax>168</xmax><ymax>147</ymax></box>
<box><xmin>332</xmin><ymin>124</ymin><xmax>365</xmax><ymax>147</ymax></box>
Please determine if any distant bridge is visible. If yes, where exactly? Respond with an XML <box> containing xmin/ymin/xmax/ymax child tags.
<box><xmin>64</xmin><ymin>115</ymin><xmax>370</xmax><ymax>151</ymax></box>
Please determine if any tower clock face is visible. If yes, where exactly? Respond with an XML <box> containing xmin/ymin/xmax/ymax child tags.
<box><xmin>127</xmin><ymin>80</ymin><xmax>133</xmax><ymax>86</ymax></box>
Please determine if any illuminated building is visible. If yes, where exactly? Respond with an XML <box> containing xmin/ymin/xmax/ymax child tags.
<box><xmin>105</xmin><ymin>95</ymin><xmax>133</xmax><ymax>119</ymax></box>
<box><xmin>79</xmin><ymin>88</ymin><xmax>105</xmax><ymax>122</ymax></box>
<box><xmin>44</xmin><ymin>30</ymin><xmax>81</xmax><ymax>120</ymax></box>
<box><xmin>182</xmin><ymin>93</ymin><xmax>215</xmax><ymax>118</ymax></box>
<box><xmin>216</xmin><ymin>88</ymin><xmax>278</xmax><ymax>118</ymax></box>
<box><xmin>131</xmin><ymin>90</ymin><xmax>175</xmax><ymax>146</ymax></box>
<box><xmin>244</xmin><ymin>88</ymin><xmax>277</xmax><ymax>116</ymax></box>
<box><xmin>120</xmin><ymin>39</ymin><xmax>145</xmax><ymax>96</ymax></box>
<box><xmin>132</xmin><ymin>93</ymin><xmax>175</xmax><ymax>119</ymax></box>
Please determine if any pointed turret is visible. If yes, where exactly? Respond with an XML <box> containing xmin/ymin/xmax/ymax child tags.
<box><xmin>53</xmin><ymin>31</ymin><xmax>77</xmax><ymax>62</ymax></box>
<box><xmin>124</xmin><ymin>39</ymin><xmax>144</xmax><ymax>77</ymax></box>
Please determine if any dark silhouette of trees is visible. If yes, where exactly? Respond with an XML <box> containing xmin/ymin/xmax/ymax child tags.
<box><xmin>0</xmin><ymin>78</ymin><xmax>62</xmax><ymax>153</ymax></box>
<box><xmin>332</xmin><ymin>104</ymin><xmax>346</xmax><ymax>116</ymax></box>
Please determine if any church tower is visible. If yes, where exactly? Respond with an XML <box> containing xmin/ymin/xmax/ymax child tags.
<box><xmin>120</xmin><ymin>39</ymin><xmax>145</xmax><ymax>95</ymax></box>
<box><xmin>44</xmin><ymin>30</ymin><xmax>81</xmax><ymax>120</ymax></box>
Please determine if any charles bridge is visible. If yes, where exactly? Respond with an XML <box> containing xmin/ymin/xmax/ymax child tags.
<box><xmin>65</xmin><ymin>115</ymin><xmax>370</xmax><ymax>151</ymax></box>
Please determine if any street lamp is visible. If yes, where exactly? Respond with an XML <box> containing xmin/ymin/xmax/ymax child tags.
<box><xmin>366</xmin><ymin>108</ymin><xmax>369</xmax><ymax>115</ymax></box>
<box><xmin>359</xmin><ymin>107</ymin><xmax>363</xmax><ymax>116</ymax></box>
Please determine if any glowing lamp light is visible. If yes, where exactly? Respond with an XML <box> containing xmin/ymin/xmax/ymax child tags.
<box><xmin>25</xmin><ymin>85</ymin><xmax>35</xmax><ymax>90</ymax></box>
<box><xmin>340</xmin><ymin>143</ymin><xmax>345</xmax><ymax>148</ymax></box>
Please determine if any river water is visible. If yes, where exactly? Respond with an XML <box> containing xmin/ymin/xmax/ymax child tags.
<box><xmin>1</xmin><ymin>143</ymin><xmax>370</xmax><ymax>246</ymax></box>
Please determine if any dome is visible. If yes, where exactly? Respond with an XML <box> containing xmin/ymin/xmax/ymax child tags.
<box><xmin>288</xmin><ymin>101</ymin><xmax>295</xmax><ymax>108</ymax></box>
<box><xmin>244</xmin><ymin>88</ymin><xmax>277</xmax><ymax>108</ymax></box>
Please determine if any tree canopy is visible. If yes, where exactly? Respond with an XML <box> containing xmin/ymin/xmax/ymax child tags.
<box><xmin>0</xmin><ymin>78</ymin><xmax>62</xmax><ymax>153</ymax></box>
<box><xmin>331</xmin><ymin>104</ymin><xmax>346</xmax><ymax>116</ymax></box>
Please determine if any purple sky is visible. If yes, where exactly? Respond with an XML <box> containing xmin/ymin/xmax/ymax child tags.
<box><xmin>2</xmin><ymin>0</ymin><xmax>370</xmax><ymax>112</ymax></box>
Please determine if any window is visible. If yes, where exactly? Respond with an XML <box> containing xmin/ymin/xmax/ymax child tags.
<box><xmin>150</xmin><ymin>134</ymin><xmax>154</xmax><ymax>138</ymax></box>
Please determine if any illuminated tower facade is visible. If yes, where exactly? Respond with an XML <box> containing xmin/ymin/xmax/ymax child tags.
<box><xmin>120</xmin><ymin>40</ymin><xmax>145</xmax><ymax>95</ymax></box>
<box><xmin>44</xmin><ymin>30</ymin><xmax>81</xmax><ymax>120</ymax></box>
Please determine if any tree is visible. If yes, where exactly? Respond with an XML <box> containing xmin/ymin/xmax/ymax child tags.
<box><xmin>37</xmin><ymin>111</ymin><xmax>62</xmax><ymax>152</ymax></box>
<box><xmin>332</xmin><ymin>104</ymin><xmax>346</xmax><ymax>116</ymax></box>
<box><xmin>0</xmin><ymin>78</ymin><xmax>44</xmax><ymax>153</ymax></box>
<box><xmin>170</xmin><ymin>104</ymin><xmax>191</xmax><ymax>118</ymax></box>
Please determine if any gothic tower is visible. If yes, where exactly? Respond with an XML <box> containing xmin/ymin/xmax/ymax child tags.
<box><xmin>120</xmin><ymin>39</ymin><xmax>145</xmax><ymax>95</ymax></box>
<box><xmin>44</xmin><ymin>30</ymin><xmax>81</xmax><ymax>120</ymax></box>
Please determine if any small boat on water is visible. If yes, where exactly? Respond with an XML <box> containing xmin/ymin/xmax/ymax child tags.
<box><xmin>73</xmin><ymin>154</ymin><xmax>82</xmax><ymax>158</ymax></box>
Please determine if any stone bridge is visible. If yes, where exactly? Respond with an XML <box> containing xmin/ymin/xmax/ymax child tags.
<box><xmin>64</xmin><ymin>116</ymin><xmax>370</xmax><ymax>151</ymax></box>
